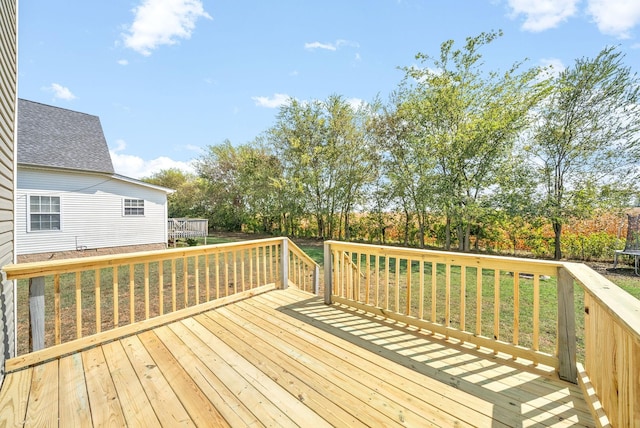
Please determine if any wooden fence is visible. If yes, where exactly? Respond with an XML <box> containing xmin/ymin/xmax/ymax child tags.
<box><xmin>323</xmin><ymin>240</ymin><xmax>639</xmax><ymax>427</ymax></box>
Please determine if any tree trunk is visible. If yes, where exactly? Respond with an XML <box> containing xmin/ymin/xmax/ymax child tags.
<box><xmin>445</xmin><ymin>216</ymin><xmax>451</xmax><ymax>250</ymax></box>
<box><xmin>344</xmin><ymin>212</ymin><xmax>350</xmax><ymax>241</ymax></box>
<box><xmin>553</xmin><ymin>221</ymin><xmax>562</xmax><ymax>260</ymax></box>
<box><xmin>317</xmin><ymin>215</ymin><xmax>324</xmax><ymax>240</ymax></box>
<box><xmin>464</xmin><ymin>223</ymin><xmax>471</xmax><ymax>252</ymax></box>
<box><xmin>403</xmin><ymin>208</ymin><xmax>410</xmax><ymax>247</ymax></box>
<box><xmin>417</xmin><ymin>211</ymin><xmax>426</xmax><ymax>249</ymax></box>
<box><xmin>457</xmin><ymin>224</ymin><xmax>464</xmax><ymax>251</ymax></box>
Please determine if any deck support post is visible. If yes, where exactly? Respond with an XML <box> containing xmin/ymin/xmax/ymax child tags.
<box><xmin>280</xmin><ymin>238</ymin><xmax>289</xmax><ymax>289</ymax></box>
<box><xmin>29</xmin><ymin>276</ymin><xmax>45</xmax><ymax>352</ymax></box>
<box><xmin>313</xmin><ymin>264</ymin><xmax>320</xmax><ymax>295</ymax></box>
<box><xmin>557</xmin><ymin>267</ymin><xmax>577</xmax><ymax>383</ymax></box>
<box><xmin>323</xmin><ymin>241</ymin><xmax>332</xmax><ymax>304</ymax></box>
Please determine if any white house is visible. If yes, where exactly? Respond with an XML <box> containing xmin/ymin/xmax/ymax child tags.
<box><xmin>16</xmin><ymin>99</ymin><xmax>173</xmax><ymax>261</ymax></box>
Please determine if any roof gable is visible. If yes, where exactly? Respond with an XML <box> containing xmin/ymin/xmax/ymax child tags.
<box><xmin>17</xmin><ymin>99</ymin><xmax>115</xmax><ymax>174</ymax></box>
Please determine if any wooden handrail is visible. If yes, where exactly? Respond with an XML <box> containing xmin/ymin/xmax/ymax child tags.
<box><xmin>3</xmin><ymin>238</ymin><xmax>292</xmax><ymax>355</ymax></box>
<box><xmin>287</xmin><ymin>240</ymin><xmax>320</xmax><ymax>294</ymax></box>
<box><xmin>562</xmin><ymin>262</ymin><xmax>639</xmax><ymax>428</ymax></box>
<box><xmin>288</xmin><ymin>240</ymin><xmax>316</xmax><ymax>268</ymax></box>
<box><xmin>3</xmin><ymin>237</ymin><xmax>285</xmax><ymax>280</ymax></box>
<box><xmin>323</xmin><ymin>240</ymin><xmax>639</xmax><ymax>427</ymax></box>
<box><xmin>323</xmin><ymin>240</ymin><xmax>563</xmax><ymax>370</ymax></box>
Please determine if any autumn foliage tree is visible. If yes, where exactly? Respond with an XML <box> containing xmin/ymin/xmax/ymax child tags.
<box><xmin>529</xmin><ymin>46</ymin><xmax>640</xmax><ymax>259</ymax></box>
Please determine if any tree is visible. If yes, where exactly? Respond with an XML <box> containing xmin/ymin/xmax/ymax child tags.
<box><xmin>194</xmin><ymin>140</ymin><xmax>286</xmax><ymax>233</ymax></box>
<box><xmin>268</xmin><ymin>95</ymin><xmax>372</xmax><ymax>239</ymax></box>
<box><xmin>235</xmin><ymin>143</ymin><xmax>284</xmax><ymax>234</ymax></box>
<box><xmin>370</xmin><ymin>96</ymin><xmax>437</xmax><ymax>248</ymax></box>
<box><xmin>194</xmin><ymin>141</ymin><xmax>246</xmax><ymax>231</ymax></box>
<box><xmin>488</xmin><ymin>149</ymin><xmax>541</xmax><ymax>255</ymax></box>
<box><xmin>529</xmin><ymin>46</ymin><xmax>640</xmax><ymax>259</ymax></box>
<box><xmin>397</xmin><ymin>30</ymin><xmax>545</xmax><ymax>251</ymax></box>
<box><xmin>143</xmin><ymin>168</ymin><xmax>209</xmax><ymax>219</ymax></box>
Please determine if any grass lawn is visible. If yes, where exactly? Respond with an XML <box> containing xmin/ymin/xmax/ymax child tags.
<box><xmin>599</xmin><ymin>273</ymin><xmax>640</xmax><ymax>299</ymax></box>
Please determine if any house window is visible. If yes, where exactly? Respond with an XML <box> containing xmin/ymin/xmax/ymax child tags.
<box><xmin>29</xmin><ymin>195</ymin><xmax>61</xmax><ymax>231</ymax></box>
<box><xmin>124</xmin><ymin>198</ymin><xmax>145</xmax><ymax>216</ymax></box>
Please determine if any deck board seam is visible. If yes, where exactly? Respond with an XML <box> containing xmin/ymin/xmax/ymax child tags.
<box><xmin>199</xmin><ymin>309</ymin><xmax>410</xmax><ymax>427</ymax></box>
<box><xmin>256</xmin><ymin>290</ymin><xmax>595</xmax><ymax>427</ymax></box>
<box><xmin>215</xmin><ymin>299</ymin><xmax>479</xmax><ymax>427</ymax></box>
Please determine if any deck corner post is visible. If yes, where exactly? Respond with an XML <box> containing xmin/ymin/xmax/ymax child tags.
<box><xmin>557</xmin><ymin>266</ymin><xmax>578</xmax><ymax>383</ymax></box>
<box><xmin>280</xmin><ymin>238</ymin><xmax>289</xmax><ymax>289</ymax></box>
<box><xmin>323</xmin><ymin>241</ymin><xmax>332</xmax><ymax>304</ymax></box>
<box><xmin>29</xmin><ymin>276</ymin><xmax>45</xmax><ymax>352</ymax></box>
<box><xmin>313</xmin><ymin>264</ymin><xmax>320</xmax><ymax>295</ymax></box>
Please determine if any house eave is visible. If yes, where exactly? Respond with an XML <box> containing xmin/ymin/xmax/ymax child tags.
<box><xmin>17</xmin><ymin>164</ymin><xmax>175</xmax><ymax>194</ymax></box>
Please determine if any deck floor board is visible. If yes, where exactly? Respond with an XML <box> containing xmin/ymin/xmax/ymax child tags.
<box><xmin>0</xmin><ymin>288</ymin><xmax>595</xmax><ymax>427</ymax></box>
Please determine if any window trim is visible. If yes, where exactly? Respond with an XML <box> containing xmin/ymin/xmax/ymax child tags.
<box><xmin>123</xmin><ymin>198</ymin><xmax>145</xmax><ymax>217</ymax></box>
<box><xmin>27</xmin><ymin>194</ymin><xmax>62</xmax><ymax>232</ymax></box>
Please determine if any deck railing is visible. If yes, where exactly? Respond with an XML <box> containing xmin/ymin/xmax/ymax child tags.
<box><xmin>287</xmin><ymin>240</ymin><xmax>320</xmax><ymax>294</ymax></box>
<box><xmin>562</xmin><ymin>263</ymin><xmax>640</xmax><ymax>428</ymax></box>
<box><xmin>324</xmin><ymin>241</ymin><xmax>640</xmax><ymax>427</ymax></box>
<box><xmin>3</xmin><ymin>238</ymin><xmax>319</xmax><ymax>361</ymax></box>
<box><xmin>167</xmin><ymin>218</ymin><xmax>209</xmax><ymax>241</ymax></box>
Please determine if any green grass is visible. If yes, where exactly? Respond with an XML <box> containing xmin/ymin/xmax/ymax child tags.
<box><xmin>294</xmin><ymin>244</ymin><xmax>324</xmax><ymax>265</ymax></box>
<box><xmin>602</xmin><ymin>275</ymin><xmax>640</xmax><ymax>299</ymax></box>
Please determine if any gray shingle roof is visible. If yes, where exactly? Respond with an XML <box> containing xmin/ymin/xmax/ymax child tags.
<box><xmin>17</xmin><ymin>99</ymin><xmax>115</xmax><ymax>174</ymax></box>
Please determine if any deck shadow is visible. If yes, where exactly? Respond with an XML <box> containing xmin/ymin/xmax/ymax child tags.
<box><xmin>278</xmin><ymin>294</ymin><xmax>593</xmax><ymax>428</ymax></box>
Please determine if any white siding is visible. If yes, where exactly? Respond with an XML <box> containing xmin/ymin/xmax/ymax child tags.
<box><xmin>0</xmin><ymin>0</ymin><xmax>17</xmax><ymax>383</ymax></box>
<box><xmin>17</xmin><ymin>168</ymin><xmax>169</xmax><ymax>255</ymax></box>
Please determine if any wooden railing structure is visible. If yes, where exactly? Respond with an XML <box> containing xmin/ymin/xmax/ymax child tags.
<box><xmin>3</xmin><ymin>237</ymin><xmax>638</xmax><ymax>425</ymax></box>
<box><xmin>288</xmin><ymin>239</ymin><xmax>320</xmax><ymax>294</ymax></box>
<box><xmin>323</xmin><ymin>241</ymin><xmax>640</xmax><ymax>427</ymax></box>
<box><xmin>167</xmin><ymin>218</ymin><xmax>208</xmax><ymax>243</ymax></box>
<box><xmin>3</xmin><ymin>238</ymin><xmax>318</xmax><ymax>365</ymax></box>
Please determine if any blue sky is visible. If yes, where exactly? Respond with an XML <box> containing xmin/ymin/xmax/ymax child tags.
<box><xmin>18</xmin><ymin>0</ymin><xmax>640</xmax><ymax>178</ymax></box>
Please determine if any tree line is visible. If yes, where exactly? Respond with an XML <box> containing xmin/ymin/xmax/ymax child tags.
<box><xmin>145</xmin><ymin>31</ymin><xmax>640</xmax><ymax>260</ymax></box>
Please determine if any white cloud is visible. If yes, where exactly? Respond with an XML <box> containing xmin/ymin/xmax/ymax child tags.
<box><xmin>539</xmin><ymin>58</ymin><xmax>566</xmax><ymax>78</ymax></box>
<box><xmin>113</xmin><ymin>139</ymin><xmax>128</xmax><ymax>152</ymax></box>
<box><xmin>110</xmin><ymin>140</ymin><xmax>195</xmax><ymax>178</ymax></box>
<box><xmin>506</xmin><ymin>0</ymin><xmax>579</xmax><ymax>32</ymax></box>
<box><xmin>45</xmin><ymin>83</ymin><xmax>76</xmax><ymax>101</ymax></box>
<box><xmin>346</xmin><ymin>98</ymin><xmax>366</xmax><ymax>110</ymax></box>
<box><xmin>304</xmin><ymin>41</ymin><xmax>337</xmax><ymax>51</ymax></box>
<box><xmin>304</xmin><ymin>39</ymin><xmax>359</xmax><ymax>51</ymax></box>
<box><xmin>336</xmin><ymin>39</ymin><xmax>360</xmax><ymax>48</ymax></box>
<box><xmin>183</xmin><ymin>144</ymin><xmax>204</xmax><ymax>154</ymax></box>
<box><xmin>587</xmin><ymin>0</ymin><xmax>640</xmax><ymax>39</ymax></box>
<box><xmin>506</xmin><ymin>0</ymin><xmax>640</xmax><ymax>37</ymax></box>
<box><xmin>251</xmin><ymin>93</ymin><xmax>291</xmax><ymax>108</ymax></box>
<box><xmin>122</xmin><ymin>0</ymin><xmax>211</xmax><ymax>56</ymax></box>
<box><xmin>117</xmin><ymin>59</ymin><xmax>129</xmax><ymax>66</ymax></box>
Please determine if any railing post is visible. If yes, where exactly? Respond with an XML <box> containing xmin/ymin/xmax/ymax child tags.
<box><xmin>280</xmin><ymin>238</ymin><xmax>289</xmax><ymax>289</ymax></box>
<box><xmin>29</xmin><ymin>276</ymin><xmax>45</xmax><ymax>352</ymax></box>
<box><xmin>323</xmin><ymin>241</ymin><xmax>332</xmax><ymax>304</ymax></box>
<box><xmin>557</xmin><ymin>267</ymin><xmax>577</xmax><ymax>383</ymax></box>
<box><xmin>313</xmin><ymin>264</ymin><xmax>319</xmax><ymax>295</ymax></box>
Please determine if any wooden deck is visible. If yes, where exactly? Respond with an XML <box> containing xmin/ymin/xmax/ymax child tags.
<box><xmin>0</xmin><ymin>287</ymin><xmax>594</xmax><ymax>427</ymax></box>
